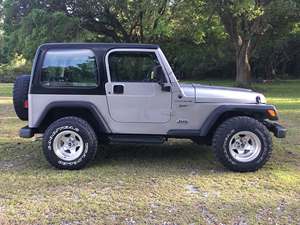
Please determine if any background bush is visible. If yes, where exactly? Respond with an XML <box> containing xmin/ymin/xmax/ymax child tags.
<box><xmin>0</xmin><ymin>55</ymin><xmax>31</xmax><ymax>82</ymax></box>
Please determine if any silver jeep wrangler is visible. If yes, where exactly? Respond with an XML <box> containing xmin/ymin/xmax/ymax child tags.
<box><xmin>13</xmin><ymin>43</ymin><xmax>286</xmax><ymax>171</ymax></box>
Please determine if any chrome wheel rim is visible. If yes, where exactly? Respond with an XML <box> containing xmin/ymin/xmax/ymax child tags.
<box><xmin>229</xmin><ymin>131</ymin><xmax>261</xmax><ymax>163</ymax></box>
<box><xmin>53</xmin><ymin>130</ymin><xmax>84</xmax><ymax>161</ymax></box>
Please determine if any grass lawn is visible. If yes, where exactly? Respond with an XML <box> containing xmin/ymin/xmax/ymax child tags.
<box><xmin>0</xmin><ymin>83</ymin><xmax>13</xmax><ymax>97</ymax></box>
<box><xmin>0</xmin><ymin>80</ymin><xmax>299</xmax><ymax>224</ymax></box>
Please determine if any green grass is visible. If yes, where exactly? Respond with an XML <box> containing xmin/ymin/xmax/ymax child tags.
<box><xmin>0</xmin><ymin>83</ymin><xmax>13</xmax><ymax>97</ymax></box>
<box><xmin>0</xmin><ymin>81</ymin><xmax>299</xmax><ymax>224</ymax></box>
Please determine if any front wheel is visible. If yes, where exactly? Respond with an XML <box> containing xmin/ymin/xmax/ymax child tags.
<box><xmin>212</xmin><ymin>116</ymin><xmax>272</xmax><ymax>172</ymax></box>
<box><xmin>43</xmin><ymin>116</ymin><xmax>98</xmax><ymax>170</ymax></box>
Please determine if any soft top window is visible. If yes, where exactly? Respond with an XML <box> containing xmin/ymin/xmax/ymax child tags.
<box><xmin>108</xmin><ymin>51</ymin><xmax>162</xmax><ymax>82</ymax></box>
<box><xmin>41</xmin><ymin>49</ymin><xmax>98</xmax><ymax>88</ymax></box>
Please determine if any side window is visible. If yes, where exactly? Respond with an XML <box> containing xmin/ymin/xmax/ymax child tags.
<box><xmin>108</xmin><ymin>52</ymin><xmax>164</xmax><ymax>82</ymax></box>
<box><xmin>41</xmin><ymin>49</ymin><xmax>98</xmax><ymax>88</ymax></box>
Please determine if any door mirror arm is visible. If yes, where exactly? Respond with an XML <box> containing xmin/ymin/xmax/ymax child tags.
<box><xmin>161</xmin><ymin>83</ymin><xmax>171</xmax><ymax>92</ymax></box>
<box><xmin>159</xmin><ymin>80</ymin><xmax>171</xmax><ymax>92</ymax></box>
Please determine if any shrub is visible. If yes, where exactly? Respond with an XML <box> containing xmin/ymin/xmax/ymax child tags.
<box><xmin>0</xmin><ymin>55</ymin><xmax>32</xmax><ymax>83</ymax></box>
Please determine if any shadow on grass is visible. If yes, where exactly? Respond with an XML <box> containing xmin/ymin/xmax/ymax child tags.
<box><xmin>101</xmin><ymin>141</ymin><xmax>210</xmax><ymax>160</ymax></box>
<box><xmin>92</xmin><ymin>140</ymin><xmax>221</xmax><ymax>173</ymax></box>
<box><xmin>0</xmin><ymin>139</ymin><xmax>221</xmax><ymax>173</ymax></box>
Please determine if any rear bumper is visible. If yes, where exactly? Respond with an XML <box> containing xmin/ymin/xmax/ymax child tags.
<box><xmin>19</xmin><ymin>126</ymin><xmax>35</xmax><ymax>138</ymax></box>
<box><xmin>264</xmin><ymin>121</ymin><xmax>287</xmax><ymax>138</ymax></box>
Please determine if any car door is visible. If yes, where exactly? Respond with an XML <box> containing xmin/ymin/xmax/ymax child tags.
<box><xmin>105</xmin><ymin>49</ymin><xmax>172</xmax><ymax>123</ymax></box>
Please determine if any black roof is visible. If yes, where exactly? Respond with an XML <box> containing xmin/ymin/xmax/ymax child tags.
<box><xmin>39</xmin><ymin>42</ymin><xmax>159</xmax><ymax>51</ymax></box>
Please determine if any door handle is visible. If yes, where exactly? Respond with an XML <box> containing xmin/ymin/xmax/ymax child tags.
<box><xmin>113</xmin><ymin>85</ymin><xmax>124</xmax><ymax>94</ymax></box>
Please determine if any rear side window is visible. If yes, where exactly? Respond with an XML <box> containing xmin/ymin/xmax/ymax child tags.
<box><xmin>41</xmin><ymin>49</ymin><xmax>98</xmax><ymax>88</ymax></box>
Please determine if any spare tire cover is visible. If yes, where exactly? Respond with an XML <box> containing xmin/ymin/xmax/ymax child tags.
<box><xmin>13</xmin><ymin>75</ymin><xmax>31</xmax><ymax>121</ymax></box>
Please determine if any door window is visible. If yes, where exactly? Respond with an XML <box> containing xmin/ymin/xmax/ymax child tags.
<box><xmin>108</xmin><ymin>52</ymin><xmax>164</xmax><ymax>82</ymax></box>
<box><xmin>41</xmin><ymin>49</ymin><xmax>98</xmax><ymax>87</ymax></box>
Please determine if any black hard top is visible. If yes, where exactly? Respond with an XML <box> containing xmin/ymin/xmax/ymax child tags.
<box><xmin>39</xmin><ymin>42</ymin><xmax>159</xmax><ymax>51</ymax></box>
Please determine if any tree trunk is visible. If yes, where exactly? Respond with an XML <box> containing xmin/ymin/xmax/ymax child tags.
<box><xmin>236</xmin><ymin>40</ymin><xmax>252</xmax><ymax>86</ymax></box>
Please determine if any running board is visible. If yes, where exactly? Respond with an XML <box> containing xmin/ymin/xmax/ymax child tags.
<box><xmin>108</xmin><ymin>135</ymin><xmax>166</xmax><ymax>144</ymax></box>
<box><xmin>167</xmin><ymin>129</ymin><xmax>200</xmax><ymax>137</ymax></box>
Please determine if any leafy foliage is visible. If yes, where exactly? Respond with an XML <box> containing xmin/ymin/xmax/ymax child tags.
<box><xmin>0</xmin><ymin>0</ymin><xmax>299</xmax><ymax>82</ymax></box>
<box><xmin>207</xmin><ymin>0</ymin><xmax>299</xmax><ymax>84</ymax></box>
<box><xmin>3</xmin><ymin>9</ymin><xmax>92</xmax><ymax>59</ymax></box>
<box><xmin>0</xmin><ymin>54</ymin><xmax>31</xmax><ymax>82</ymax></box>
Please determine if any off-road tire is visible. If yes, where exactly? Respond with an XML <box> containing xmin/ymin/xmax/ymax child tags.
<box><xmin>13</xmin><ymin>75</ymin><xmax>30</xmax><ymax>120</ymax></box>
<box><xmin>43</xmin><ymin>116</ymin><xmax>98</xmax><ymax>170</ymax></box>
<box><xmin>212</xmin><ymin>116</ymin><xmax>272</xmax><ymax>172</ymax></box>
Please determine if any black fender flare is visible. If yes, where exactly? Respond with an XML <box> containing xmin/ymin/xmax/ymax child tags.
<box><xmin>36</xmin><ymin>101</ymin><xmax>111</xmax><ymax>133</ymax></box>
<box><xmin>199</xmin><ymin>104</ymin><xmax>278</xmax><ymax>136</ymax></box>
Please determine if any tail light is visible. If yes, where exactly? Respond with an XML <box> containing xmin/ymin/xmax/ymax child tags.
<box><xmin>24</xmin><ymin>100</ymin><xmax>28</xmax><ymax>109</ymax></box>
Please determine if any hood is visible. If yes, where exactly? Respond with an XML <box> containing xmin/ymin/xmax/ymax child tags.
<box><xmin>180</xmin><ymin>83</ymin><xmax>266</xmax><ymax>104</ymax></box>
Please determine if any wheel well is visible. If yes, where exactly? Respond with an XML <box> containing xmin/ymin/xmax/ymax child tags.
<box><xmin>205</xmin><ymin>110</ymin><xmax>266</xmax><ymax>144</ymax></box>
<box><xmin>38</xmin><ymin>107</ymin><xmax>107</xmax><ymax>138</ymax></box>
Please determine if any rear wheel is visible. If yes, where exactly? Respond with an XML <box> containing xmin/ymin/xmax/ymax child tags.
<box><xmin>212</xmin><ymin>116</ymin><xmax>272</xmax><ymax>172</ymax></box>
<box><xmin>43</xmin><ymin>116</ymin><xmax>98</xmax><ymax>170</ymax></box>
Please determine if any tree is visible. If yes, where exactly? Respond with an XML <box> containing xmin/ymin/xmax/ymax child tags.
<box><xmin>208</xmin><ymin>0</ymin><xmax>299</xmax><ymax>85</ymax></box>
<box><xmin>159</xmin><ymin>0</ymin><xmax>234</xmax><ymax>79</ymax></box>
<box><xmin>1</xmin><ymin>0</ymin><xmax>299</xmax><ymax>81</ymax></box>
<box><xmin>2</xmin><ymin>9</ymin><xmax>89</xmax><ymax>59</ymax></box>
<box><xmin>2</xmin><ymin>0</ymin><xmax>171</xmax><ymax>43</ymax></box>
<box><xmin>0</xmin><ymin>0</ymin><xmax>5</xmax><ymax>64</ymax></box>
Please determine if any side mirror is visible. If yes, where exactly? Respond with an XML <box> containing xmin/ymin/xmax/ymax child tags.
<box><xmin>161</xmin><ymin>83</ymin><xmax>171</xmax><ymax>92</ymax></box>
<box><xmin>156</xmin><ymin>66</ymin><xmax>171</xmax><ymax>92</ymax></box>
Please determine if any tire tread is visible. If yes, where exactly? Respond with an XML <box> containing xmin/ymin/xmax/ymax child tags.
<box><xmin>43</xmin><ymin>116</ymin><xmax>98</xmax><ymax>170</ymax></box>
<box><xmin>212</xmin><ymin>116</ymin><xmax>272</xmax><ymax>172</ymax></box>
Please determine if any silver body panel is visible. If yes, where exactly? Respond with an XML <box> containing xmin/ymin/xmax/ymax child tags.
<box><xmin>105</xmin><ymin>82</ymin><xmax>172</xmax><ymax>123</ymax></box>
<box><xmin>181</xmin><ymin>84</ymin><xmax>266</xmax><ymax>104</ymax></box>
<box><xmin>29</xmin><ymin>93</ymin><xmax>221</xmax><ymax>134</ymax></box>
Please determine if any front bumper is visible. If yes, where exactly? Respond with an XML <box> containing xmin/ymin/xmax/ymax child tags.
<box><xmin>264</xmin><ymin>121</ymin><xmax>287</xmax><ymax>138</ymax></box>
<box><xmin>19</xmin><ymin>126</ymin><xmax>35</xmax><ymax>138</ymax></box>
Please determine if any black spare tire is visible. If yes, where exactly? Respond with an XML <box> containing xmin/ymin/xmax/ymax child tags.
<box><xmin>13</xmin><ymin>75</ymin><xmax>31</xmax><ymax>121</ymax></box>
